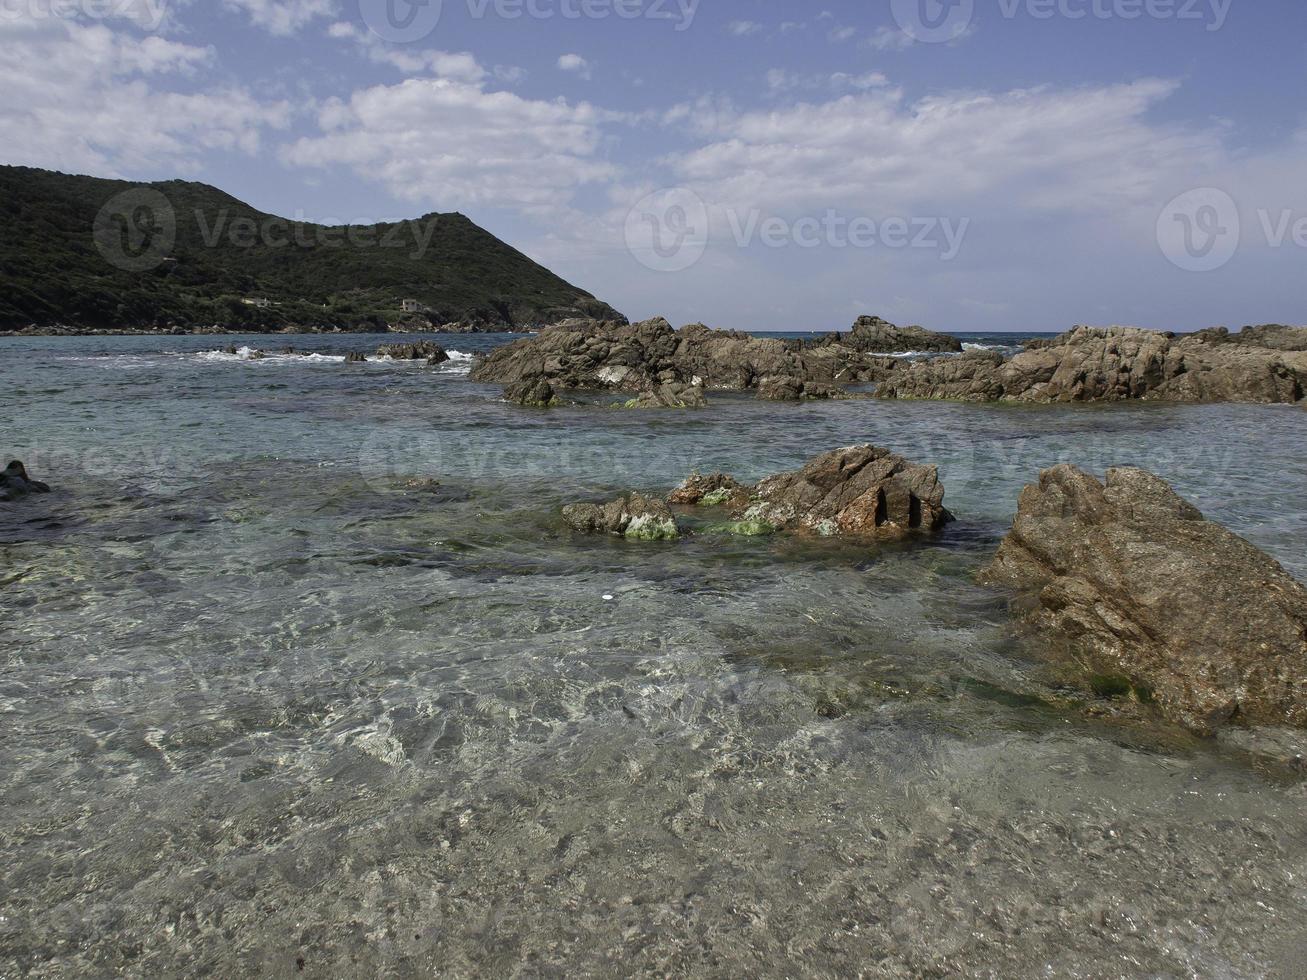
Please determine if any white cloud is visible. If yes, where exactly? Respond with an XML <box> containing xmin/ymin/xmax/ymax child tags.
<box><xmin>864</xmin><ymin>26</ymin><xmax>916</xmax><ymax>52</ymax></box>
<box><xmin>671</xmin><ymin>80</ymin><xmax>1225</xmax><ymax>220</ymax></box>
<box><xmin>726</xmin><ymin>20</ymin><xmax>763</xmax><ymax>36</ymax></box>
<box><xmin>556</xmin><ymin>53</ymin><xmax>591</xmax><ymax>79</ymax></box>
<box><xmin>326</xmin><ymin>21</ymin><xmax>489</xmax><ymax>82</ymax></box>
<box><xmin>766</xmin><ymin>69</ymin><xmax>889</xmax><ymax>94</ymax></box>
<box><xmin>0</xmin><ymin>18</ymin><xmax>289</xmax><ymax>174</ymax></box>
<box><xmin>223</xmin><ymin>0</ymin><xmax>337</xmax><ymax>35</ymax></box>
<box><xmin>281</xmin><ymin>77</ymin><xmax>620</xmax><ymax>213</ymax></box>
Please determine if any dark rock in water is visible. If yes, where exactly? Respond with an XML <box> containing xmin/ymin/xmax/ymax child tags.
<box><xmin>344</xmin><ymin>352</ymin><xmax>367</xmax><ymax>363</ymax></box>
<box><xmin>982</xmin><ymin>465</ymin><xmax>1307</xmax><ymax>735</ymax></box>
<box><xmin>623</xmin><ymin>382</ymin><xmax>708</xmax><ymax>409</ymax></box>
<box><xmin>377</xmin><ymin>341</ymin><xmax>449</xmax><ymax>364</ymax></box>
<box><xmin>667</xmin><ymin>473</ymin><xmax>746</xmax><ymax>507</ymax></box>
<box><xmin>814</xmin><ymin>315</ymin><xmax>962</xmax><ymax>354</ymax></box>
<box><xmin>879</xmin><ymin>325</ymin><xmax>1307</xmax><ymax>404</ymax></box>
<box><xmin>0</xmin><ymin>460</ymin><xmax>51</xmax><ymax>501</ymax></box>
<box><xmin>280</xmin><ymin>346</ymin><xmax>297</xmax><ymax>354</ymax></box>
<box><xmin>735</xmin><ymin>446</ymin><xmax>952</xmax><ymax>538</ymax></box>
<box><xmin>222</xmin><ymin>345</ymin><xmax>239</xmax><ymax>355</ymax></box>
<box><xmin>563</xmin><ymin>493</ymin><xmax>681</xmax><ymax>540</ymax></box>
<box><xmin>755</xmin><ymin>376</ymin><xmax>847</xmax><ymax>402</ymax></box>
<box><xmin>504</xmin><ymin>378</ymin><xmax>560</xmax><ymax>407</ymax></box>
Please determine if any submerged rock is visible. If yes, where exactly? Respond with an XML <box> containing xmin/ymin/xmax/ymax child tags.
<box><xmin>563</xmin><ymin>493</ymin><xmax>681</xmax><ymax>541</ymax></box>
<box><xmin>623</xmin><ymin>382</ymin><xmax>708</xmax><ymax>409</ymax></box>
<box><xmin>0</xmin><ymin>461</ymin><xmax>51</xmax><ymax>501</ymax></box>
<box><xmin>878</xmin><ymin>324</ymin><xmax>1307</xmax><ymax>404</ymax></box>
<box><xmin>983</xmin><ymin>465</ymin><xmax>1307</xmax><ymax>734</ymax></box>
<box><xmin>504</xmin><ymin>378</ymin><xmax>560</xmax><ymax>407</ymax></box>
<box><xmin>377</xmin><ymin>341</ymin><xmax>450</xmax><ymax>364</ymax></box>
<box><xmin>755</xmin><ymin>376</ymin><xmax>847</xmax><ymax>401</ymax></box>
<box><xmin>737</xmin><ymin>446</ymin><xmax>953</xmax><ymax>538</ymax></box>
<box><xmin>344</xmin><ymin>351</ymin><xmax>367</xmax><ymax>363</ymax></box>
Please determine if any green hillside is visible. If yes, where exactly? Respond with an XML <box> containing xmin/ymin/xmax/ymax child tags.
<box><xmin>0</xmin><ymin>166</ymin><xmax>624</xmax><ymax>333</ymax></box>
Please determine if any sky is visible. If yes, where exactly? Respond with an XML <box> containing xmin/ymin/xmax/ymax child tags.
<box><xmin>2</xmin><ymin>0</ymin><xmax>1305</xmax><ymax>332</ymax></box>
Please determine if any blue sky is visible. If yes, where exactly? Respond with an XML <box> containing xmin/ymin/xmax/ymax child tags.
<box><xmin>2</xmin><ymin>0</ymin><xmax>1305</xmax><ymax>331</ymax></box>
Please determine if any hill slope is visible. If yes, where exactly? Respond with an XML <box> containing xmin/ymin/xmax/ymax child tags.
<box><xmin>0</xmin><ymin>166</ymin><xmax>625</xmax><ymax>333</ymax></box>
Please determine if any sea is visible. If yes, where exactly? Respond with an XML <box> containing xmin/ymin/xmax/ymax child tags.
<box><xmin>3</xmin><ymin>331</ymin><xmax>1306</xmax><ymax>976</ymax></box>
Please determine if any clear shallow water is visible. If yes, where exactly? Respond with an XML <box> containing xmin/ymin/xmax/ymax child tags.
<box><xmin>2</xmin><ymin>332</ymin><xmax>1306</xmax><ymax>977</ymax></box>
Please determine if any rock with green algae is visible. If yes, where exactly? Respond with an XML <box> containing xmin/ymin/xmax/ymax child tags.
<box><xmin>667</xmin><ymin>472</ymin><xmax>746</xmax><ymax>507</ymax></box>
<box><xmin>503</xmin><ymin>378</ymin><xmax>561</xmax><ymax>407</ymax></box>
<box><xmin>563</xmin><ymin>492</ymin><xmax>681</xmax><ymax>541</ymax></box>
<box><xmin>622</xmin><ymin>382</ymin><xmax>708</xmax><ymax>409</ymax></box>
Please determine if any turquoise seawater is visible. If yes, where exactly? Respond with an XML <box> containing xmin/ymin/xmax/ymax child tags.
<box><xmin>2</xmin><ymin>332</ymin><xmax>1306</xmax><ymax>976</ymax></box>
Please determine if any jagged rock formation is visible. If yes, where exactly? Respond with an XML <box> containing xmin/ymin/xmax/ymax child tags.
<box><xmin>470</xmin><ymin>316</ymin><xmax>931</xmax><ymax>400</ymax></box>
<box><xmin>983</xmin><ymin>465</ymin><xmax>1307</xmax><ymax>734</ymax></box>
<box><xmin>878</xmin><ymin>325</ymin><xmax>1307</xmax><ymax>404</ymax></box>
<box><xmin>733</xmin><ymin>446</ymin><xmax>953</xmax><ymax>538</ymax></box>
<box><xmin>503</xmin><ymin>378</ymin><xmax>560</xmax><ymax>407</ymax></box>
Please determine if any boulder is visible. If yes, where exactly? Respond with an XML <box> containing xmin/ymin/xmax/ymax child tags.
<box><xmin>0</xmin><ymin>461</ymin><xmax>51</xmax><ymax>501</ymax></box>
<box><xmin>503</xmin><ymin>378</ymin><xmax>560</xmax><ymax>407</ymax></box>
<box><xmin>377</xmin><ymin>341</ymin><xmax>450</xmax><ymax>364</ymax></box>
<box><xmin>756</xmin><ymin>376</ymin><xmax>847</xmax><ymax>401</ymax></box>
<box><xmin>732</xmin><ymin>446</ymin><xmax>952</xmax><ymax>538</ymax></box>
<box><xmin>982</xmin><ymin>465</ymin><xmax>1307</xmax><ymax>734</ymax></box>
<box><xmin>563</xmin><ymin>493</ymin><xmax>681</xmax><ymax>540</ymax></box>
<box><xmin>344</xmin><ymin>351</ymin><xmax>367</xmax><ymax>363</ymax></box>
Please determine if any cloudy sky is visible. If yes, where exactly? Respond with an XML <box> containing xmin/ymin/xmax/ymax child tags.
<box><xmin>2</xmin><ymin>0</ymin><xmax>1305</xmax><ymax>331</ymax></box>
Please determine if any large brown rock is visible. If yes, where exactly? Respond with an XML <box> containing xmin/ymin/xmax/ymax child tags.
<box><xmin>734</xmin><ymin>446</ymin><xmax>952</xmax><ymax>538</ymax></box>
<box><xmin>983</xmin><ymin>465</ymin><xmax>1307</xmax><ymax>734</ymax></box>
<box><xmin>814</xmin><ymin>315</ymin><xmax>962</xmax><ymax>354</ymax></box>
<box><xmin>878</xmin><ymin>325</ymin><xmax>1307</xmax><ymax>404</ymax></box>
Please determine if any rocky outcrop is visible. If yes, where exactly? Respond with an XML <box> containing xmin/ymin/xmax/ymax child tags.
<box><xmin>0</xmin><ymin>461</ymin><xmax>51</xmax><ymax>501</ymax></box>
<box><xmin>623</xmin><ymin>381</ymin><xmax>708</xmax><ymax>409</ymax></box>
<box><xmin>983</xmin><ymin>465</ymin><xmax>1307</xmax><ymax>735</ymax></box>
<box><xmin>376</xmin><ymin>341</ymin><xmax>450</xmax><ymax>365</ymax></box>
<box><xmin>562</xmin><ymin>493</ymin><xmax>681</xmax><ymax>541</ymax></box>
<box><xmin>813</xmin><ymin>315</ymin><xmax>962</xmax><ymax>354</ymax></box>
<box><xmin>470</xmin><ymin>315</ymin><xmax>918</xmax><ymax>401</ymax></box>
<box><xmin>878</xmin><ymin>325</ymin><xmax>1307</xmax><ymax>404</ymax></box>
<box><xmin>344</xmin><ymin>352</ymin><xmax>367</xmax><ymax>363</ymax></box>
<box><xmin>735</xmin><ymin>446</ymin><xmax>952</xmax><ymax>538</ymax></box>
